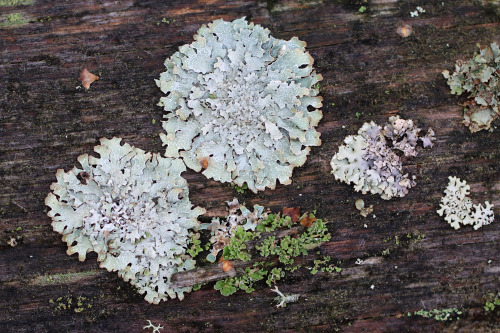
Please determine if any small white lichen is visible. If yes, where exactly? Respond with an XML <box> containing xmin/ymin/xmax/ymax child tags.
<box><xmin>270</xmin><ymin>285</ymin><xmax>300</xmax><ymax>308</ymax></box>
<box><xmin>201</xmin><ymin>198</ymin><xmax>267</xmax><ymax>262</ymax></box>
<box><xmin>45</xmin><ymin>137</ymin><xmax>205</xmax><ymax>304</ymax></box>
<box><xmin>7</xmin><ymin>236</ymin><xmax>17</xmax><ymax>247</ymax></box>
<box><xmin>437</xmin><ymin>176</ymin><xmax>495</xmax><ymax>230</ymax></box>
<box><xmin>330</xmin><ymin>116</ymin><xmax>434</xmax><ymax>200</ymax></box>
<box><xmin>143</xmin><ymin>320</ymin><xmax>163</xmax><ymax>333</ymax></box>
<box><xmin>156</xmin><ymin>17</ymin><xmax>323</xmax><ymax>193</ymax></box>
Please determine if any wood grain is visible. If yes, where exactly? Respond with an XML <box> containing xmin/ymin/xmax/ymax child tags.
<box><xmin>0</xmin><ymin>0</ymin><xmax>499</xmax><ymax>332</ymax></box>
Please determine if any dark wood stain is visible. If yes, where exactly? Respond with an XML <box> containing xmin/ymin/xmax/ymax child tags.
<box><xmin>0</xmin><ymin>0</ymin><xmax>499</xmax><ymax>332</ymax></box>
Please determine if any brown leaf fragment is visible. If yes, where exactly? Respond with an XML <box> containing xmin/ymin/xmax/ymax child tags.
<box><xmin>300</xmin><ymin>215</ymin><xmax>316</xmax><ymax>228</ymax></box>
<box><xmin>396</xmin><ymin>24</ymin><xmax>413</xmax><ymax>38</ymax></box>
<box><xmin>79</xmin><ymin>68</ymin><xmax>99</xmax><ymax>89</ymax></box>
<box><xmin>283</xmin><ymin>207</ymin><xmax>300</xmax><ymax>223</ymax></box>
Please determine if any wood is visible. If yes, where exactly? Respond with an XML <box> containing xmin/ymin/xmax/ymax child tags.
<box><xmin>1</xmin><ymin>0</ymin><xmax>499</xmax><ymax>332</ymax></box>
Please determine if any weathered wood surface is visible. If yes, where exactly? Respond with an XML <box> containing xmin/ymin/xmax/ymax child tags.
<box><xmin>1</xmin><ymin>0</ymin><xmax>499</xmax><ymax>332</ymax></box>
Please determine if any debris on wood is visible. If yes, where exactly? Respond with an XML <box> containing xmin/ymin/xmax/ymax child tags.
<box><xmin>79</xmin><ymin>68</ymin><xmax>99</xmax><ymax>90</ymax></box>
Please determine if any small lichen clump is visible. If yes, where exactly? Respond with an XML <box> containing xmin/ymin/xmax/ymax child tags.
<box><xmin>202</xmin><ymin>198</ymin><xmax>267</xmax><ymax>262</ymax></box>
<box><xmin>442</xmin><ymin>42</ymin><xmax>500</xmax><ymax>132</ymax></box>
<box><xmin>45</xmin><ymin>138</ymin><xmax>205</xmax><ymax>304</ymax></box>
<box><xmin>270</xmin><ymin>285</ymin><xmax>300</xmax><ymax>308</ymax></box>
<box><xmin>156</xmin><ymin>17</ymin><xmax>323</xmax><ymax>193</ymax></box>
<box><xmin>437</xmin><ymin>176</ymin><xmax>494</xmax><ymax>230</ymax></box>
<box><xmin>408</xmin><ymin>308</ymin><xmax>462</xmax><ymax>322</ymax></box>
<box><xmin>330</xmin><ymin>116</ymin><xmax>434</xmax><ymax>200</ymax></box>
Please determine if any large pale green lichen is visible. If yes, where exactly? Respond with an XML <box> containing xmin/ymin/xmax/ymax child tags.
<box><xmin>45</xmin><ymin>137</ymin><xmax>205</xmax><ymax>304</ymax></box>
<box><xmin>442</xmin><ymin>42</ymin><xmax>500</xmax><ymax>132</ymax></box>
<box><xmin>156</xmin><ymin>17</ymin><xmax>323</xmax><ymax>193</ymax></box>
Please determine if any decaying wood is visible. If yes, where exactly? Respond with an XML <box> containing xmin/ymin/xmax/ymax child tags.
<box><xmin>0</xmin><ymin>0</ymin><xmax>499</xmax><ymax>332</ymax></box>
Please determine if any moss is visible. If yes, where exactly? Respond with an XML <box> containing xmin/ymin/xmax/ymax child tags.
<box><xmin>0</xmin><ymin>12</ymin><xmax>29</xmax><ymax>26</ymax></box>
<box><xmin>0</xmin><ymin>0</ymin><xmax>33</xmax><ymax>6</ymax></box>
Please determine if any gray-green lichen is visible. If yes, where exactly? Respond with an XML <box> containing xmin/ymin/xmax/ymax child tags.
<box><xmin>201</xmin><ymin>198</ymin><xmax>266</xmax><ymax>262</ymax></box>
<box><xmin>437</xmin><ymin>176</ymin><xmax>494</xmax><ymax>230</ymax></box>
<box><xmin>442</xmin><ymin>42</ymin><xmax>500</xmax><ymax>132</ymax></box>
<box><xmin>45</xmin><ymin>137</ymin><xmax>205</xmax><ymax>304</ymax></box>
<box><xmin>330</xmin><ymin>116</ymin><xmax>434</xmax><ymax>200</ymax></box>
<box><xmin>156</xmin><ymin>17</ymin><xmax>323</xmax><ymax>193</ymax></box>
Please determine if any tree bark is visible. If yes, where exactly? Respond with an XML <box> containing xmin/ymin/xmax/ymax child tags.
<box><xmin>0</xmin><ymin>0</ymin><xmax>499</xmax><ymax>332</ymax></box>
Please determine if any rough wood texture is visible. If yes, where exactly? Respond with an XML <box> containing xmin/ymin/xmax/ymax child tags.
<box><xmin>1</xmin><ymin>0</ymin><xmax>499</xmax><ymax>332</ymax></box>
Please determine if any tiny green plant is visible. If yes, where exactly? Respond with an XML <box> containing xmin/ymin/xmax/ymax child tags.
<box><xmin>234</xmin><ymin>183</ymin><xmax>248</xmax><ymax>194</ymax></box>
<box><xmin>484</xmin><ymin>292</ymin><xmax>500</xmax><ymax>311</ymax></box>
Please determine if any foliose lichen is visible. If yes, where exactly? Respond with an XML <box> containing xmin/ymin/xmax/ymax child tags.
<box><xmin>45</xmin><ymin>137</ymin><xmax>205</xmax><ymax>304</ymax></box>
<box><xmin>156</xmin><ymin>17</ymin><xmax>323</xmax><ymax>193</ymax></box>
<box><xmin>212</xmin><ymin>205</ymin><xmax>331</xmax><ymax>296</ymax></box>
<box><xmin>202</xmin><ymin>198</ymin><xmax>266</xmax><ymax>262</ymax></box>
<box><xmin>355</xmin><ymin>198</ymin><xmax>373</xmax><ymax>217</ymax></box>
<box><xmin>437</xmin><ymin>176</ymin><xmax>494</xmax><ymax>230</ymax></box>
<box><xmin>330</xmin><ymin>116</ymin><xmax>434</xmax><ymax>200</ymax></box>
<box><xmin>442</xmin><ymin>42</ymin><xmax>500</xmax><ymax>132</ymax></box>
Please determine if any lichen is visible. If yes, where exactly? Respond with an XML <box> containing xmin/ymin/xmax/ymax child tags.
<box><xmin>156</xmin><ymin>17</ymin><xmax>323</xmax><ymax>193</ymax></box>
<box><xmin>143</xmin><ymin>320</ymin><xmax>164</xmax><ymax>333</ymax></box>
<box><xmin>270</xmin><ymin>285</ymin><xmax>300</xmax><ymax>308</ymax></box>
<box><xmin>437</xmin><ymin>176</ymin><xmax>494</xmax><ymax>230</ymax></box>
<box><xmin>355</xmin><ymin>199</ymin><xmax>373</xmax><ymax>217</ymax></box>
<box><xmin>213</xmin><ymin>207</ymin><xmax>331</xmax><ymax>296</ymax></box>
<box><xmin>201</xmin><ymin>198</ymin><xmax>266</xmax><ymax>262</ymax></box>
<box><xmin>45</xmin><ymin>137</ymin><xmax>205</xmax><ymax>304</ymax></box>
<box><xmin>330</xmin><ymin>116</ymin><xmax>434</xmax><ymax>200</ymax></box>
<box><xmin>442</xmin><ymin>42</ymin><xmax>500</xmax><ymax>132</ymax></box>
<box><xmin>408</xmin><ymin>308</ymin><xmax>462</xmax><ymax>321</ymax></box>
